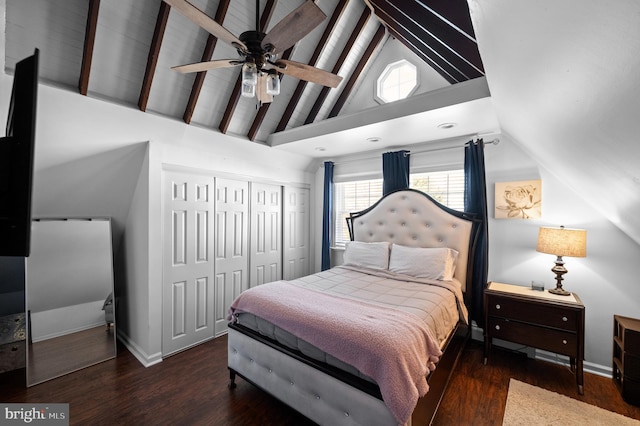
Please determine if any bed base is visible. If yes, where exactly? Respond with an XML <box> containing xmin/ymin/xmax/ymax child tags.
<box><xmin>228</xmin><ymin>321</ymin><xmax>469</xmax><ymax>425</ymax></box>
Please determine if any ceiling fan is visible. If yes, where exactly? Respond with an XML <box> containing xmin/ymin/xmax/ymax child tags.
<box><xmin>164</xmin><ymin>0</ymin><xmax>343</xmax><ymax>104</ymax></box>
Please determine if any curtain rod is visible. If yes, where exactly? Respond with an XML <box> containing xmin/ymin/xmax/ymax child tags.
<box><xmin>327</xmin><ymin>138</ymin><xmax>499</xmax><ymax>166</ymax></box>
<box><xmin>413</xmin><ymin>137</ymin><xmax>499</xmax><ymax>155</ymax></box>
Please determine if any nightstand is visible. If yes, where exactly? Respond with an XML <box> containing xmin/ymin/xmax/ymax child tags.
<box><xmin>483</xmin><ymin>281</ymin><xmax>585</xmax><ymax>394</ymax></box>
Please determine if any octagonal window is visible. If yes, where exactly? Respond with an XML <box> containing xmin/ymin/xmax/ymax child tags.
<box><xmin>376</xmin><ymin>60</ymin><xmax>418</xmax><ymax>103</ymax></box>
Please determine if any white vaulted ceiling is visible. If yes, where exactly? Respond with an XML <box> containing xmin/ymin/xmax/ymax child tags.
<box><xmin>4</xmin><ymin>0</ymin><xmax>492</xmax><ymax>157</ymax></box>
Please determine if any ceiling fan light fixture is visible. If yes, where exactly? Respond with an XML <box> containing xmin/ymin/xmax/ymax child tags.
<box><xmin>242</xmin><ymin>62</ymin><xmax>258</xmax><ymax>86</ymax></box>
<box><xmin>266</xmin><ymin>74</ymin><xmax>280</xmax><ymax>96</ymax></box>
<box><xmin>241</xmin><ymin>81</ymin><xmax>256</xmax><ymax>98</ymax></box>
<box><xmin>241</xmin><ymin>62</ymin><xmax>258</xmax><ymax>99</ymax></box>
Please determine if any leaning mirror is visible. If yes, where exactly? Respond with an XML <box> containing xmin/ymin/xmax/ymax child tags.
<box><xmin>26</xmin><ymin>218</ymin><xmax>116</xmax><ymax>386</ymax></box>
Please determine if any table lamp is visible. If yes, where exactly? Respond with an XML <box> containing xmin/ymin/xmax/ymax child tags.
<box><xmin>536</xmin><ymin>226</ymin><xmax>587</xmax><ymax>295</ymax></box>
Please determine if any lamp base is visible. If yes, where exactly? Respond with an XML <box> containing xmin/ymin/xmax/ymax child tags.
<box><xmin>548</xmin><ymin>287</ymin><xmax>571</xmax><ymax>296</ymax></box>
<box><xmin>549</xmin><ymin>255</ymin><xmax>571</xmax><ymax>296</ymax></box>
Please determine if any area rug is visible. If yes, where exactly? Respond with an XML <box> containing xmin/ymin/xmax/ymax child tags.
<box><xmin>502</xmin><ymin>379</ymin><xmax>640</xmax><ymax>425</ymax></box>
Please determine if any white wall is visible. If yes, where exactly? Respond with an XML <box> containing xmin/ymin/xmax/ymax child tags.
<box><xmin>314</xmin><ymin>134</ymin><xmax>640</xmax><ymax>373</ymax></box>
<box><xmin>486</xmin><ymin>134</ymin><xmax>640</xmax><ymax>373</ymax></box>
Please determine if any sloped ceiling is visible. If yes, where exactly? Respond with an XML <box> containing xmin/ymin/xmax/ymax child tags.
<box><xmin>468</xmin><ymin>0</ymin><xmax>640</xmax><ymax>245</ymax></box>
<box><xmin>4</xmin><ymin>0</ymin><xmax>497</xmax><ymax>158</ymax></box>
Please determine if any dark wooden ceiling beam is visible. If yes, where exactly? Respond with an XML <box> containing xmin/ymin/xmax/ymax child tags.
<box><xmin>219</xmin><ymin>0</ymin><xmax>276</xmax><ymax>135</ymax></box>
<box><xmin>415</xmin><ymin>0</ymin><xmax>476</xmax><ymax>40</ymax></box>
<box><xmin>374</xmin><ymin>2</ymin><xmax>484</xmax><ymax>81</ymax></box>
<box><xmin>138</xmin><ymin>1</ymin><xmax>170</xmax><ymax>112</ymax></box>
<box><xmin>274</xmin><ymin>0</ymin><xmax>350</xmax><ymax>133</ymax></box>
<box><xmin>78</xmin><ymin>0</ymin><xmax>100</xmax><ymax>95</ymax></box>
<box><xmin>379</xmin><ymin>0</ymin><xmax>483</xmax><ymax>73</ymax></box>
<box><xmin>304</xmin><ymin>7</ymin><xmax>371</xmax><ymax>125</ymax></box>
<box><xmin>182</xmin><ymin>0</ymin><xmax>231</xmax><ymax>124</ymax></box>
<box><xmin>328</xmin><ymin>23</ymin><xmax>385</xmax><ymax>119</ymax></box>
<box><xmin>370</xmin><ymin>4</ymin><xmax>469</xmax><ymax>82</ymax></box>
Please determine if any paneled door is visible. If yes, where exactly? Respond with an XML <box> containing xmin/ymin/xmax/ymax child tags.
<box><xmin>162</xmin><ymin>172</ymin><xmax>215</xmax><ymax>356</ymax></box>
<box><xmin>214</xmin><ymin>178</ymin><xmax>249</xmax><ymax>335</ymax></box>
<box><xmin>283</xmin><ymin>186</ymin><xmax>310</xmax><ymax>280</ymax></box>
<box><xmin>249</xmin><ymin>183</ymin><xmax>282</xmax><ymax>288</ymax></box>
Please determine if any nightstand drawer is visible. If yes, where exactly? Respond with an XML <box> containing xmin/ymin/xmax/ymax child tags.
<box><xmin>488</xmin><ymin>317</ymin><xmax>578</xmax><ymax>357</ymax></box>
<box><xmin>487</xmin><ymin>295</ymin><xmax>578</xmax><ymax>331</ymax></box>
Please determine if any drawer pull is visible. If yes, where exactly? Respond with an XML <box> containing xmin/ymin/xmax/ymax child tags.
<box><xmin>562</xmin><ymin>339</ymin><xmax>567</xmax><ymax>345</ymax></box>
<box><xmin>495</xmin><ymin>325</ymin><xmax>501</xmax><ymax>331</ymax></box>
<box><xmin>495</xmin><ymin>304</ymin><xmax>501</xmax><ymax>310</ymax></box>
<box><xmin>562</xmin><ymin>316</ymin><xmax>568</xmax><ymax>322</ymax></box>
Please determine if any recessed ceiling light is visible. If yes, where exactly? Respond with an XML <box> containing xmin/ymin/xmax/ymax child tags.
<box><xmin>314</xmin><ymin>147</ymin><xmax>326</xmax><ymax>152</ymax></box>
<box><xmin>367</xmin><ymin>137</ymin><xmax>381</xmax><ymax>143</ymax></box>
<box><xmin>437</xmin><ymin>123</ymin><xmax>457</xmax><ymax>129</ymax></box>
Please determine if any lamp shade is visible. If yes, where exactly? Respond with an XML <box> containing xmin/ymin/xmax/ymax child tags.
<box><xmin>536</xmin><ymin>226</ymin><xmax>587</xmax><ymax>257</ymax></box>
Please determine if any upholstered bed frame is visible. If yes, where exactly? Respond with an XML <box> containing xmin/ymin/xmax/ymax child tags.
<box><xmin>228</xmin><ymin>189</ymin><xmax>479</xmax><ymax>425</ymax></box>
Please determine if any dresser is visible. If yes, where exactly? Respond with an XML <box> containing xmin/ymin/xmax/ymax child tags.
<box><xmin>613</xmin><ymin>315</ymin><xmax>640</xmax><ymax>405</ymax></box>
<box><xmin>484</xmin><ymin>281</ymin><xmax>585</xmax><ymax>394</ymax></box>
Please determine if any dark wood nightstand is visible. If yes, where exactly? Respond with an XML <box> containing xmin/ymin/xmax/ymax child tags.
<box><xmin>484</xmin><ymin>281</ymin><xmax>585</xmax><ymax>394</ymax></box>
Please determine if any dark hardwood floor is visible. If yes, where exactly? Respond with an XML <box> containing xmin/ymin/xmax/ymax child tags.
<box><xmin>1</xmin><ymin>336</ymin><xmax>639</xmax><ymax>425</ymax></box>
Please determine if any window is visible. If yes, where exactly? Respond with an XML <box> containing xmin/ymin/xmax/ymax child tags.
<box><xmin>334</xmin><ymin>179</ymin><xmax>383</xmax><ymax>247</ymax></box>
<box><xmin>376</xmin><ymin>60</ymin><xmax>418</xmax><ymax>103</ymax></box>
<box><xmin>410</xmin><ymin>170</ymin><xmax>465</xmax><ymax>211</ymax></box>
<box><xmin>333</xmin><ymin>169</ymin><xmax>464</xmax><ymax>246</ymax></box>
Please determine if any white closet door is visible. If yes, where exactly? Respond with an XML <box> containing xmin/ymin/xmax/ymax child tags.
<box><xmin>282</xmin><ymin>186</ymin><xmax>310</xmax><ymax>280</ymax></box>
<box><xmin>249</xmin><ymin>183</ymin><xmax>282</xmax><ymax>288</ymax></box>
<box><xmin>214</xmin><ymin>178</ymin><xmax>249</xmax><ymax>335</ymax></box>
<box><xmin>162</xmin><ymin>172</ymin><xmax>215</xmax><ymax>356</ymax></box>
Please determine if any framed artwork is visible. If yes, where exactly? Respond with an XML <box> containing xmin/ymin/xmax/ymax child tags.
<box><xmin>494</xmin><ymin>179</ymin><xmax>542</xmax><ymax>219</ymax></box>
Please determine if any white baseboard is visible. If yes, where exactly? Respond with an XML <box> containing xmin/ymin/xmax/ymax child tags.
<box><xmin>534</xmin><ymin>349</ymin><xmax>612</xmax><ymax>378</ymax></box>
<box><xmin>470</xmin><ymin>323</ymin><xmax>611</xmax><ymax>378</ymax></box>
<box><xmin>117</xmin><ymin>331</ymin><xmax>162</xmax><ymax>368</ymax></box>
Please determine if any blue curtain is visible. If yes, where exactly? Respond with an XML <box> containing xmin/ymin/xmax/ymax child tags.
<box><xmin>321</xmin><ymin>161</ymin><xmax>334</xmax><ymax>271</ymax></box>
<box><xmin>464</xmin><ymin>139</ymin><xmax>489</xmax><ymax>327</ymax></box>
<box><xmin>382</xmin><ymin>150</ymin><xmax>410</xmax><ymax>195</ymax></box>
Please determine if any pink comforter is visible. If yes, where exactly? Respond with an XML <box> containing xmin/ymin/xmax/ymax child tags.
<box><xmin>227</xmin><ymin>280</ymin><xmax>443</xmax><ymax>425</ymax></box>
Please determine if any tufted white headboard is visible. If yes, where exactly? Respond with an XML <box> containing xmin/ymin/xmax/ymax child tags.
<box><xmin>347</xmin><ymin>189</ymin><xmax>479</xmax><ymax>293</ymax></box>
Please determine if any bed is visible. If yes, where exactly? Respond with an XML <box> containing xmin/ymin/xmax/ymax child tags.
<box><xmin>227</xmin><ymin>189</ymin><xmax>480</xmax><ymax>425</ymax></box>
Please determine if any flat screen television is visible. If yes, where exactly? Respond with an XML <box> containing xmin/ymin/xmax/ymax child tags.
<box><xmin>0</xmin><ymin>48</ymin><xmax>39</xmax><ymax>257</ymax></box>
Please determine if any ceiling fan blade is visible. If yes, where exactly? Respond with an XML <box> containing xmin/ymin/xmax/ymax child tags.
<box><xmin>261</xmin><ymin>1</ymin><xmax>326</xmax><ymax>54</ymax></box>
<box><xmin>274</xmin><ymin>59</ymin><xmax>342</xmax><ymax>88</ymax></box>
<box><xmin>171</xmin><ymin>59</ymin><xmax>242</xmax><ymax>73</ymax></box>
<box><xmin>256</xmin><ymin>74</ymin><xmax>273</xmax><ymax>104</ymax></box>
<box><xmin>164</xmin><ymin>0</ymin><xmax>247</xmax><ymax>51</ymax></box>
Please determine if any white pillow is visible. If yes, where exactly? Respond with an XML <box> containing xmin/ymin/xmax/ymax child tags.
<box><xmin>389</xmin><ymin>244</ymin><xmax>459</xmax><ymax>281</ymax></box>
<box><xmin>343</xmin><ymin>241</ymin><xmax>391</xmax><ymax>270</ymax></box>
